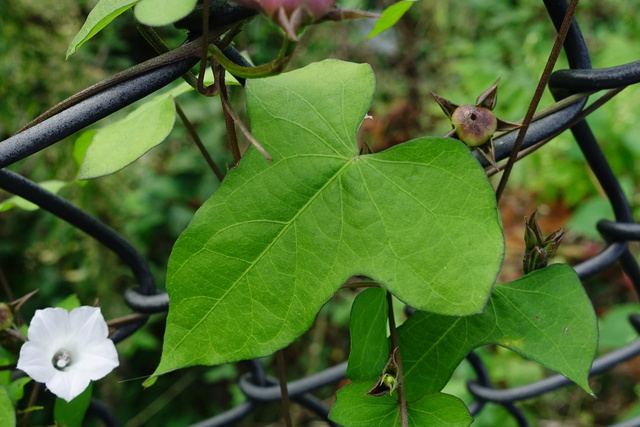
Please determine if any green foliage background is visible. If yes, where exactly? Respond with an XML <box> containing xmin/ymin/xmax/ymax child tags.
<box><xmin>0</xmin><ymin>0</ymin><xmax>639</xmax><ymax>425</ymax></box>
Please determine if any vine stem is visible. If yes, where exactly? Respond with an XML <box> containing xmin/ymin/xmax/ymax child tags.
<box><xmin>276</xmin><ymin>349</ymin><xmax>293</xmax><ymax>427</ymax></box>
<box><xmin>494</xmin><ymin>0</ymin><xmax>580</xmax><ymax>202</ymax></box>
<box><xmin>106</xmin><ymin>312</ymin><xmax>150</xmax><ymax>328</ymax></box>
<box><xmin>386</xmin><ymin>291</ymin><xmax>408</xmax><ymax>427</ymax></box>
<box><xmin>487</xmin><ymin>87</ymin><xmax>625</xmax><ymax>177</ymax></box>
<box><xmin>174</xmin><ymin>101</ymin><xmax>226</xmax><ymax>181</ymax></box>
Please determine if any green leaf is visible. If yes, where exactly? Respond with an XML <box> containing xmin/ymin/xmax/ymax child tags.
<box><xmin>598</xmin><ymin>303</ymin><xmax>640</xmax><ymax>349</ymax></box>
<box><xmin>134</xmin><ymin>0</ymin><xmax>198</xmax><ymax>26</ymax></box>
<box><xmin>55</xmin><ymin>294</ymin><xmax>82</xmax><ymax>311</ymax></box>
<box><xmin>0</xmin><ymin>386</ymin><xmax>15</xmax><ymax>427</ymax></box>
<box><xmin>154</xmin><ymin>60</ymin><xmax>503</xmax><ymax>376</ymax></box>
<box><xmin>330</xmin><ymin>381</ymin><xmax>471</xmax><ymax>427</ymax></box>
<box><xmin>368</xmin><ymin>1</ymin><xmax>419</xmax><ymax>39</ymax></box>
<box><xmin>67</xmin><ymin>0</ymin><xmax>139</xmax><ymax>58</ymax></box>
<box><xmin>398</xmin><ymin>264</ymin><xmax>597</xmax><ymax>400</ymax></box>
<box><xmin>6</xmin><ymin>378</ymin><xmax>30</xmax><ymax>406</ymax></box>
<box><xmin>78</xmin><ymin>93</ymin><xmax>176</xmax><ymax>179</ymax></box>
<box><xmin>54</xmin><ymin>382</ymin><xmax>92</xmax><ymax>427</ymax></box>
<box><xmin>347</xmin><ymin>287</ymin><xmax>390</xmax><ymax>380</ymax></box>
<box><xmin>0</xmin><ymin>181</ymin><xmax>67</xmax><ymax>212</ymax></box>
<box><xmin>73</xmin><ymin>131</ymin><xmax>97</xmax><ymax>169</ymax></box>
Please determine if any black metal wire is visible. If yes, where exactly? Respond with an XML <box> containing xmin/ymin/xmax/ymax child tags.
<box><xmin>1</xmin><ymin>0</ymin><xmax>639</xmax><ymax>425</ymax></box>
<box><xmin>88</xmin><ymin>399</ymin><xmax>122</xmax><ymax>427</ymax></box>
<box><xmin>0</xmin><ymin>57</ymin><xmax>198</xmax><ymax>170</ymax></box>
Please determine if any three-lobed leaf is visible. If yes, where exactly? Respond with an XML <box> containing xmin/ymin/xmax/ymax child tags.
<box><xmin>398</xmin><ymin>264</ymin><xmax>597</xmax><ymax>400</ymax></box>
<box><xmin>153</xmin><ymin>60</ymin><xmax>504</xmax><ymax>376</ymax></box>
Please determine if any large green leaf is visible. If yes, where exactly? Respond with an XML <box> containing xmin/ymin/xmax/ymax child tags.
<box><xmin>154</xmin><ymin>60</ymin><xmax>503</xmax><ymax>375</ymax></box>
<box><xmin>330</xmin><ymin>381</ymin><xmax>471</xmax><ymax>427</ymax></box>
<box><xmin>67</xmin><ymin>0</ymin><xmax>139</xmax><ymax>58</ymax></box>
<box><xmin>347</xmin><ymin>287</ymin><xmax>390</xmax><ymax>380</ymax></box>
<box><xmin>398</xmin><ymin>264</ymin><xmax>597</xmax><ymax>400</ymax></box>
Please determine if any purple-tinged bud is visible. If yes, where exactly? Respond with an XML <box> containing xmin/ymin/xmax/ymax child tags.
<box><xmin>451</xmin><ymin>105</ymin><xmax>498</xmax><ymax>147</ymax></box>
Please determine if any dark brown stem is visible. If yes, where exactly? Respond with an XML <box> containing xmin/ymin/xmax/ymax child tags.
<box><xmin>386</xmin><ymin>292</ymin><xmax>408</xmax><ymax>427</ymax></box>
<box><xmin>106</xmin><ymin>312</ymin><xmax>150</xmax><ymax>328</ymax></box>
<box><xmin>276</xmin><ymin>349</ymin><xmax>293</xmax><ymax>427</ymax></box>
<box><xmin>487</xmin><ymin>86</ymin><xmax>624</xmax><ymax>177</ymax></box>
<box><xmin>135</xmin><ymin>22</ymin><xmax>199</xmax><ymax>90</ymax></box>
<box><xmin>215</xmin><ymin>58</ymin><xmax>272</xmax><ymax>162</ymax></box>
<box><xmin>494</xmin><ymin>0</ymin><xmax>580</xmax><ymax>202</ymax></box>
<box><xmin>21</xmin><ymin>380</ymin><xmax>39</xmax><ymax>427</ymax></box>
<box><xmin>174</xmin><ymin>101</ymin><xmax>225</xmax><ymax>181</ymax></box>
<box><xmin>216</xmin><ymin>63</ymin><xmax>243</xmax><ymax>165</ymax></box>
<box><xmin>197</xmin><ymin>0</ymin><xmax>216</xmax><ymax>96</ymax></box>
<box><xmin>5</xmin><ymin>327</ymin><xmax>27</xmax><ymax>343</ymax></box>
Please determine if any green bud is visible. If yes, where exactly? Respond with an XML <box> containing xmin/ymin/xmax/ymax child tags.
<box><xmin>366</xmin><ymin>348</ymin><xmax>400</xmax><ymax>397</ymax></box>
<box><xmin>523</xmin><ymin>211</ymin><xmax>564</xmax><ymax>274</ymax></box>
<box><xmin>0</xmin><ymin>303</ymin><xmax>14</xmax><ymax>330</ymax></box>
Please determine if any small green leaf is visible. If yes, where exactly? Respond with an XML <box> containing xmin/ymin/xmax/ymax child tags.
<box><xmin>54</xmin><ymin>382</ymin><xmax>92</xmax><ymax>427</ymax></box>
<box><xmin>55</xmin><ymin>294</ymin><xmax>82</xmax><ymax>311</ymax></box>
<box><xmin>347</xmin><ymin>287</ymin><xmax>390</xmax><ymax>380</ymax></box>
<box><xmin>0</xmin><ymin>181</ymin><xmax>67</xmax><ymax>212</ymax></box>
<box><xmin>6</xmin><ymin>378</ymin><xmax>30</xmax><ymax>406</ymax></box>
<box><xmin>398</xmin><ymin>264</ymin><xmax>597</xmax><ymax>400</ymax></box>
<box><xmin>73</xmin><ymin>131</ymin><xmax>97</xmax><ymax>169</ymax></box>
<box><xmin>153</xmin><ymin>60</ymin><xmax>503</xmax><ymax>376</ymax></box>
<box><xmin>330</xmin><ymin>381</ymin><xmax>471</xmax><ymax>427</ymax></box>
<box><xmin>598</xmin><ymin>303</ymin><xmax>640</xmax><ymax>349</ymax></box>
<box><xmin>141</xmin><ymin>376</ymin><xmax>158</xmax><ymax>388</ymax></box>
<box><xmin>67</xmin><ymin>0</ymin><xmax>139</xmax><ymax>58</ymax></box>
<box><xmin>368</xmin><ymin>1</ymin><xmax>418</xmax><ymax>39</ymax></box>
<box><xmin>79</xmin><ymin>94</ymin><xmax>176</xmax><ymax>179</ymax></box>
<box><xmin>0</xmin><ymin>386</ymin><xmax>15</xmax><ymax>427</ymax></box>
<box><xmin>134</xmin><ymin>0</ymin><xmax>198</xmax><ymax>26</ymax></box>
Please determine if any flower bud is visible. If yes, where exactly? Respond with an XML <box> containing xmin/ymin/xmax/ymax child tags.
<box><xmin>366</xmin><ymin>347</ymin><xmax>400</xmax><ymax>397</ymax></box>
<box><xmin>450</xmin><ymin>105</ymin><xmax>498</xmax><ymax>147</ymax></box>
<box><xmin>230</xmin><ymin>0</ymin><xmax>335</xmax><ymax>39</ymax></box>
<box><xmin>523</xmin><ymin>211</ymin><xmax>564</xmax><ymax>274</ymax></box>
<box><xmin>0</xmin><ymin>303</ymin><xmax>13</xmax><ymax>330</ymax></box>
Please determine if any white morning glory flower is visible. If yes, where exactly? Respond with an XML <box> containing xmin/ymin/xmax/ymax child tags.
<box><xmin>17</xmin><ymin>306</ymin><xmax>119</xmax><ymax>402</ymax></box>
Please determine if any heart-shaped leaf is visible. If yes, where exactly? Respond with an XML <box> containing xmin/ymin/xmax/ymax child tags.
<box><xmin>347</xmin><ymin>287</ymin><xmax>390</xmax><ymax>380</ymax></box>
<box><xmin>153</xmin><ymin>60</ymin><xmax>503</xmax><ymax>375</ymax></box>
<box><xmin>330</xmin><ymin>381</ymin><xmax>471</xmax><ymax>427</ymax></box>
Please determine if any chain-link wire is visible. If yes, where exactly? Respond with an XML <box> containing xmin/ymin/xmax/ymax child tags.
<box><xmin>0</xmin><ymin>0</ymin><xmax>639</xmax><ymax>425</ymax></box>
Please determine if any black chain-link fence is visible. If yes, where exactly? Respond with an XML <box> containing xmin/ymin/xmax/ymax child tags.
<box><xmin>1</xmin><ymin>0</ymin><xmax>639</xmax><ymax>425</ymax></box>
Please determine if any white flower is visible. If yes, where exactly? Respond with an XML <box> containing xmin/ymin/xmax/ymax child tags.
<box><xmin>17</xmin><ymin>306</ymin><xmax>119</xmax><ymax>402</ymax></box>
